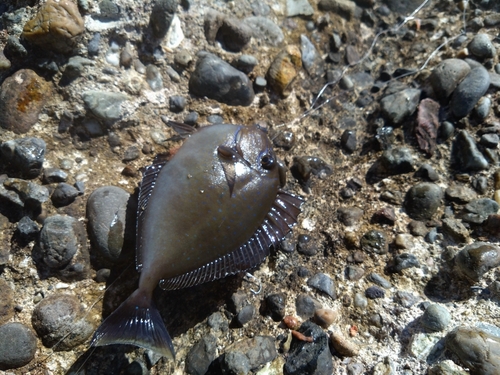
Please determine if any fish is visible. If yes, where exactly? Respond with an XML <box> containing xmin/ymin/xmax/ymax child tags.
<box><xmin>90</xmin><ymin>121</ymin><xmax>304</xmax><ymax>359</ymax></box>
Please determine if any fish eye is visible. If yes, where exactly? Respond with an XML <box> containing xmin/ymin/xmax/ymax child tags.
<box><xmin>260</xmin><ymin>152</ymin><xmax>275</xmax><ymax>170</ymax></box>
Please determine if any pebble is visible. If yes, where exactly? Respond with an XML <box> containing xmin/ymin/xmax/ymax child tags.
<box><xmin>421</xmin><ymin>304</ymin><xmax>451</xmax><ymax>332</ymax></box>
<box><xmin>284</xmin><ymin>321</ymin><xmax>333</xmax><ymax>375</ymax></box>
<box><xmin>31</xmin><ymin>294</ymin><xmax>94</xmax><ymax>350</ymax></box>
<box><xmin>234</xmin><ymin>55</ymin><xmax>258</xmax><ymax>74</ymax></box>
<box><xmin>223</xmin><ymin>351</ymin><xmax>250</xmax><ymax>375</ymax></box>
<box><xmin>235</xmin><ymin>304</ymin><xmax>255</xmax><ymax>327</ymax></box>
<box><xmin>380</xmin><ymin>88</ymin><xmax>420</xmax><ymax>125</ymax></box>
<box><xmin>35</xmin><ymin>214</ymin><xmax>89</xmax><ymax>280</ymax></box>
<box><xmin>441</xmin><ymin>218</ymin><xmax>469</xmax><ymax>243</ymax></box>
<box><xmin>169</xmin><ymin>95</ymin><xmax>187</xmax><ymax>113</ymax></box>
<box><xmin>297</xmin><ymin>234</ymin><xmax>319</xmax><ymax>256</ymax></box>
<box><xmin>95</xmin><ymin>268</ymin><xmax>111</xmax><ymax>283</ymax></box>
<box><xmin>480</xmin><ymin>133</ymin><xmax>499</xmax><ymax>148</ymax></box>
<box><xmin>415</xmin><ymin>163</ymin><xmax>439</xmax><ymax>182</ymax></box>
<box><xmin>337</xmin><ymin>206</ymin><xmax>363</xmax><ymax>226</ymax></box>
<box><xmin>341</xmin><ymin>130</ymin><xmax>357</xmax><ymax>153</ymax></box>
<box><xmin>0</xmin><ymin>69</ymin><xmax>53</xmax><ymax>134</ymax></box>
<box><xmin>42</xmin><ymin>168</ymin><xmax>68</xmax><ymax>184</ymax></box>
<box><xmin>450</xmin><ymin>66</ymin><xmax>490</xmax><ymax>119</ymax></box>
<box><xmin>265</xmin><ymin>293</ymin><xmax>286</xmax><ymax>321</ymax></box>
<box><xmin>404</xmin><ymin>182</ymin><xmax>443</xmax><ymax>220</ymax></box>
<box><xmin>1</xmin><ymin>137</ymin><xmax>46</xmax><ymax>178</ymax></box>
<box><xmin>189</xmin><ymin>52</ymin><xmax>255</xmax><ymax>106</ymax></box>
<box><xmin>267</xmin><ymin>45</ymin><xmax>302</xmax><ymax>97</ymax></box>
<box><xmin>445</xmin><ymin>326</ymin><xmax>500</xmax><ymax>374</ymax></box>
<box><xmin>224</xmin><ymin>336</ymin><xmax>277</xmax><ymax>372</ymax></box>
<box><xmin>287</xmin><ymin>0</ymin><xmax>314</xmax><ymax>17</ymax></box>
<box><xmin>87</xmin><ymin>33</ymin><xmax>101</xmax><ymax>56</ymax></box>
<box><xmin>307</xmin><ymin>273</ymin><xmax>336</xmax><ymax>299</ymax></box>
<box><xmin>468</xmin><ymin>33</ymin><xmax>496</xmax><ymax>59</ymax></box>
<box><xmin>204</xmin><ymin>10</ymin><xmax>252</xmax><ymax>52</ymax></box>
<box><xmin>120</xmin><ymin>43</ymin><xmax>134</xmax><ymax>68</ymax></box>
<box><xmin>0</xmin><ymin>279</ymin><xmax>14</xmax><ymax>325</ymax></box>
<box><xmin>455</xmin><ymin>242</ymin><xmax>500</xmax><ymax>282</ymax></box>
<box><xmin>21</xmin><ymin>0</ymin><xmax>84</xmax><ymax>53</ymax></box>
<box><xmin>87</xmin><ymin>186</ymin><xmax>135</xmax><ymax>263</ymax></box>
<box><xmin>0</xmin><ymin>322</ymin><xmax>37</xmax><ymax>370</ymax></box>
<box><xmin>360</xmin><ymin>230</ymin><xmax>388</xmax><ymax>254</ymax></box>
<box><xmin>51</xmin><ymin>183</ymin><xmax>79</xmax><ymax>206</ymax></box>
<box><xmin>474</xmin><ymin>97</ymin><xmax>491</xmax><ymax>120</ymax></box>
<box><xmin>345</xmin><ymin>265</ymin><xmax>364</xmax><ymax>281</ymax></box>
<box><xmin>445</xmin><ymin>184</ymin><xmax>477</xmax><ymax>204</ymax></box>
<box><xmin>145</xmin><ymin>65</ymin><xmax>164</xmax><ymax>91</ymax></box>
<box><xmin>394</xmin><ymin>291</ymin><xmax>419</xmax><ymax>308</ymax></box>
<box><xmin>149</xmin><ymin>0</ymin><xmax>177</xmax><ymax>39</ymax></box>
<box><xmin>453</xmin><ymin>130</ymin><xmax>489</xmax><ymax>172</ymax></box>
<box><xmin>123</xmin><ymin>146</ymin><xmax>140</xmax><ymax>162</ymax></box>
<box><xmin>353</xmin><ymin>293</ymin><xmax>368</xmax><ymax>308</ymax></box>
<box><xmin>184</xmin><ymin>111</ymin><xmax>199</xmax><ymax>125</ymax></box>
<box><xmin>295</xmin><ymin>294</ymin><xmax>322</xmax><ymax>319</ymax></box>
<box><xmin>392</xmin><ymin>253</ymin><xmax>419</xmax><ymax>272</ymax></box>
<box><xmin>429</xmin><ymin>59</ymin><xmax>470</xmax><ymax>99</ymax></box>
<box><xmin>62</xmin><ymin>56</ymin><xmax>94</xmax><ymax>83</ymax></box>
<box><xmin>317</xmin><ymin>0</ymin><xmax>357</xmax><ymax>20</ymax></box>
<box><xmin>368</xmin><ymin>273</ymin><xmax>391</xmax><ymax>289</ymax></box>
<box><xmin>371</xmin><ymin>206</ymin><xmax>396</xmax><ymax>225</ymax></box>
<box><xmin>174</xmin><ymin>50</ymin><xmax>192</xmax><ymax>69</ymax></box>
<box><xmin>244</xmin><ymin>16</ymin><xmax>284</xmax><ymax>47</ymax></box>
<box><xmin>82</xmin><ymin>90</ymin><xmax>128</xmax><ymax>122</ymax></box>
<box><xmin>461</xmin><ymin>198</ymin><xmax>499</xmax><ymax>224</ymax></box>
<box><xmin>416</xmin><ymin>98</ymin><xmax>440</xmax><ymax>156</ymax></box>
<box><xmin>347</xmin><ymin>363</ymin><xmax>365</xmax><ymax>375</ymax></box>
<box><xmin>292</xmin><ymin>156</ymin><xmax>332</xmax><ymax>188</ymax></box>
<box><xmin>365</xmin><ymin>286</ymin><xmax>385</xmax><ymax>299</ymax></box>
<box><xmin>207</xmin><ymin>311</ymin><xmax>229</xmax><ymax>332</ymax></box>
<box><xmin>4</xmin><ymin>177</ymin><xmax>50</xmax><ymax>207</ymax></box>
<box><xmin>16</xmin><ymin>216</ymin><xmax>39</xmax><ymax>242</ymax></box>
<box><xmin>300</xmin><ymin>34</ymin><xmax>324</xmax><ymax>79</ymax></box>
<box><xmin>314</xmin><ymin>308</ymin><xmax>337</xmax><ymax>328</ymax></box>
<box><xmin>330</xmin><ymin>330</ymin><xmax>360</xmax><ymax>357</ymax></box>
<box><xmin>371</xmin><ymin>147</ymin><xmax>415</xmax><ymax>179</ymax></box>
<box><xmin>185</xmin><ymin>334</ymin><xmax>217</xmax><ymax>375</ymax></box>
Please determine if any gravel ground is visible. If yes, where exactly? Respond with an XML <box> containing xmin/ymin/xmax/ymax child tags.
<box><xmin>0</xmin><ymin>0</ymin><xmax>500</xmax><ymax>374</ymax></box>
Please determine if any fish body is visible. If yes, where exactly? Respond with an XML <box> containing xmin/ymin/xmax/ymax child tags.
<box><xmin>91</xmin><ymin>122</ymin><xmax>303</xmax><ymax>359</ymax></box>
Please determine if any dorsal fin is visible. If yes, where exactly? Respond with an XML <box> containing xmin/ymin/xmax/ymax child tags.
<box><xmin>158</xmin><ymin>190</ymin><xmax>305</xmax><ymax>290</ymax></box>
<box><xmin>165</xmin><ymin>119</ymin><xmax>198</xmax><ymax>137</ymax></box>
<box><xmin>136</xmin><ymin>161</ymin><xmax>166</xmax><ymax>272</ymax></box>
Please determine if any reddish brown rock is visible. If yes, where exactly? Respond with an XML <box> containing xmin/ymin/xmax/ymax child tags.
<box><xmin>416</xmin><ymin>98</ymin><xmax>440</xmax><ymax>156</ymax></box>
<box><xmin>0</xmin><ymin>69</ymin><xmax>52</xmax><ymax>134</ymax></box>
<box><xmin>22</xmin><ymin>0</ymin><xmax>84</xmax><ymax>54</ymax></box>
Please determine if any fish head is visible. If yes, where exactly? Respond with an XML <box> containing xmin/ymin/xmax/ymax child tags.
<box><xmin>217</xmin><ymin>124</ymin><xmax>285</xmax><ymax>195</ymax></box>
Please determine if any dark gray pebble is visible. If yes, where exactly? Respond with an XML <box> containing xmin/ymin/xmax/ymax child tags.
<box><xmin>380</xmin><ymin>88</ymin><xmax>420</xmax><ymax>125</ymax></box>
<box><xmin>223</xmin><ymin>351</ymin><xmax>251</xmax><ymax>375</ymax></box>
<box><xmin>475</xmin><ymin>97</ymin><xmax>491</xmax><ymax>120</ymax></box>
<box><xmin>441</xmin><ymin>218</ymin><xmax>469</xmax><ymax>243</ymax></box>
<box><xmin>3</xmin><ymin>178</ymin><xmax>49</xmax><ymax>208</ymax></box>
<box><xmin>345</xmin><ymin>265</ymin><xmax>364</xmax><ymax>281</ymax></box>
<box><xmin>414</xmin><ymin>163</ymin><xmax>439</xmax><ymax>182</ymax></box>
<box><xmin>307</xmin><ymin>273</ymin><xmax>336</xmax><ymax>299</ymax></box>
<box><xmin>365</xmin><ymin>286</ymin><xmax>385</xmax><ymax>299</ymax></box>
<box><xmin>369</xmin><ymin>147</ymin><xmax>415</xmax><ymax>181</ymax></box>
<box><xmin>123</xmin><ymin>146</ymin><xmax>140</xmax><ymax>162</ymax></box>
<box><xmin>455</xmin><ymin>242</ymin><xmax>500</xmax><ymax>282</ymax></box>
<box><xmin>468</xmin><ymin>33</ymin><xmax>496</xmax><ymax>59</ymax></box>
<box><xmin>462</xmin><ymin>198</ymin><xmax>499</xmax><ymax>224</ymax></box>
<box><xmin>480</xmin><ymin>133</ymin><xmax>499</xmax><ymax>148</ymax></box>
<box><xmin>360</xmin><ymin>230</ymin><xmax>388</xmax><ymax>254</ymax></box>
<box><xmin>207</xmin><ymin>312</ymin><xmax>229</xmax><ymax>332</ymax></box>
<box><xmin>184</xmin><ymin>111</ymin><xmax>199</xmax><ymax>125</ymax></box>
<box><xmin>0</xmin><ymin>322</ymin><xmax>37</xmax><ymax>370</ymax></box>
<box><xmin>421</xmin><ymin>304</ymin><xmax>451</xmax><ymax>332</ymax></box>
<box><xmin>297</xmin><ymin>234</ymin><xmax>319</xmax><ymax>256</ymax></box>
<box><xmin>450</xmin><ymin>66</ymin><xmax>490</xmax><ymax>119</ymax></box>
<box><xmin>149</xmin><ymin>0</ymin><xmax>177</xmax><ymax>39</ymax></box>
<box><xmin>265</xmin><ymin>293</ymin><xmax>286</xmax><ymax>321</ymax></box>
<box><xmin>31</xmin><ymin>294</ymin><xmax>93</xmax><ymax>350</ymax></box>
<box><xmin>439</xmin><ymin>121</ymin><xmax>454</xmax><ymax>142</ymax></box>
<box><xmin>189</xmin><ymin>52</ymin><xmax>255</xmax><ymax>106</ymax></box>
<box><xmin>87</xmin><ymin>33</ymin><xmax>101</xmax><ymax>56</ymax></box>
<box><xmin>300</xmin><ymin>34</ymin><xmax>325</xmax><ymax>79</ymax></box>
<box><xmin>1</xmin><ymin>137</ymin><xmax>46</xmax><ymax>178</ymax></box>
<box><xmin>392</xmin><ymin>253</ymin><xmax>419</xmax><ymax>272</ymax></box>
<box><xmin>273</xmin><ymin>131</ymin><xmax>295</xmax><ymax>150</ymax></box>
<box><xmin>244</xmin><ymin>16</ymin><xmax>284</xmax><ymax>47</ymax></box>
<box><xmin>87</xmin><ymin>186</ymin><xmax>135</xmax><ymax>263</ymax></box>
<box><xmin>51</xmin><ymin>183</ymin><xmax>79</xmax><ymax>207</ymax></box>
<box><xmin>295</xmin><ymin>294</ymin><xmax>322</xmax><ymax>319</ymax></box>
<box><xmin>472</xmin><ymin>175</ymin><xmax>488</xmax><ymax>195</ymax></box>
<box><xmin>16</xmin><ymin>216</ymin><xmax>39</xmax><ymax>241</ymax></box>
<box><xmin>95</xmin><ymin>268</ymin><xmax>111</xmax><ymax>283</ymax></box>
<box><xmin>429</xmin><ymin>58</ymin><xmax>470</xmax><ymax>99</ymax></box>
<box><xmin>453</xmin><ymin>130</ymin><xmax>489</xmax><ymax>171</ymax></box>
<box><xmin>235</xmin><ymin>304</ymin><xmax>255</xmax><ymax>327</ymax></box>
<box><xmin>204</xmin><ymin>10</ymin><xmax>252</xmax><ymax>52</ymax></box>
<box><xmin>341</xmin><ymin>130</ymin><xmax>357</xmax><ymax>153</ymax></box>
<box><xmin>394</xmin><ymin>291</ymin><xmax>419</xmax><ymax>308</ymax></box>
<box><xmin>279</xmin><ymin>237</ymin><xmax>295</xmax><ymax>253</ymax></box>
<box><xmin>337</xmin><ymin>207</ymin><xmax>363</xmax><ymax>226</ymax></box>
<box><xmin>284</xmin><ymin>321</ymin><xmax>333</xmax><ymax>375</ymax></box>
<box><xmin>43</xmin><ymin>168</ymin><xmax>68</xmax><ymax>184</ymax></box>
<box><xmin>169</xmin><ymin>95</ymin><xmax>187</xmax><ymax>113</ymax></box>
<box><xmin>234</xmin><ymin>54</ymin><xmax>258</xmax><ymax>74</ymax></box>
<box><xmin>368</xmin><ymin>273</ymin><xmax>391</xmax><ymax>289</ymax></box>
<box><xmin>186</xmin><ymin>334</ymin><xmax>217</xmax><ymax>375</ymax></box>
<box><xmin>404</xmin><ymin>182</ymin><xmax>443</xmax><ymax>220</ymax></box>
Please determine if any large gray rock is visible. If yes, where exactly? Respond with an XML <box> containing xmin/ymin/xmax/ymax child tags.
<box><xmin>450</xmin><ymin>66</ymin><xmax>490</xmax><ymax>119</ymax></box>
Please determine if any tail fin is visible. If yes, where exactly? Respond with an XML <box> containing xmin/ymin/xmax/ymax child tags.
<box><xmin>90</xmin><ymin>289</ymin><xmax>175</xmax><ymax>360</ymax></box>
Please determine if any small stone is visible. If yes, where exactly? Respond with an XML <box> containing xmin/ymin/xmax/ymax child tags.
<box><xmin>445</xmin><ymin>184</ymin><xmax>477</xmax><ymax>204</ymax></box>
<box><xmin>1</xmin><ymin>137</ymin><xmax>46</xmax><ymax>178</ymax></box>
<box><xmin>82</xmin><ymin>91</ymin><xmax>128</xmax><ymax>122</ymax></box>
<box><xmin>189</xmin><ymin>52</ymin><xmax>255</xmax><ymax>106</ymax></box>
<box><xmin>380</xmin><ymin>88</ymin><xmax>420</xmax><ymax>125</ymax></box>
<box><xmin>468</xmin><ymin>33</ymin><xmax>496</xmax><ymax>59</ymax></box>
<box><xmin>475</xmin><ymin>97</ymin><xmax>491</xmax><ymax>120</ymax></box>
<box><xmin>300</xmin><ymin>34</ymin><xmax>324</xmax><ymax>79</ymax></box>
<box><xmin>297</xmin><ymin>234</ymin><xmax>319</xmax><ymax>256</ymax></box>
<box><xmin>0</xmin><ymin>70</ymin><xmax>53</xmax><ymax>134</ymax></box>
<box><xmin>345</xmin><ymin>265</ymin><xmax>364</xmax><ymax>281</ymax></box>
<box><xmin>472</xmin><ymin>175</ymin><xmax>488</xmax><ymax>195</ymax></box>
<box><xmin>405</xmin><ymin>182</ymin><xmax>443</xmax><ymax>220</ymax></box>
<box><xmin>146</xmin><ymin>65</ymin><xmax>164</xmax><ymax>91</ymax></box>
<box><xmin>87</xmin><ymin>33</ymin><xmax>101</xmax><ymax>56</ymax></box>
<box><xmin>184</xmin><ymin>112</ymin><xmax>199</xmax><ymax>126</ymax></box>
<box><xmin>87</xmin><ymin>186</ymin><xmax>135</xmax><ymax>263</ymax></box>
<box><xmin>95</xmin><ymin>268</ymin><xmax>111</xmax><ymax>283</ymax></box>
<box><xmin>265</xmin><ymin>293</ymin><xmax>286</xmax><ymax>321</ymax></box>
<box><xmin>287</xmin><ymin>0</ymin><xmax>314</xmax><ymax>17</ymax></box>
<box><xmin>453</xmin><ymin>130</ymin><xmax>489</xmax><ymax>172</ymax></box>
<box><xmin>371</xmin><ymin>207</ymin><xmax>396</xmax><ymax>225</ymax></box>
<box><xmin>16</xmin><ymin>216</ymin><xmax>40</xmax><ymax>242</ymax></box>
<box><xmin>461</xmin><ymin>198</ymin><xmax>499</xmax><ymax>224</ymax></box>
<box><xmin>207</xmin><ymin>312</ymin><xmax>228</xmax><ymax>332</ymax></box>
<box><xmin>415</xmin><ymin>164</ymin><xmax>439</xmax><ymax>182</ymax></box>
<box><xmin>392</xmin><ymin>253</ymin><xmax>419</xmax><ymax>272</ymax></box>
<box><xmin>337</xmin><ymin>207</ymin><xmax>363</xmax><ymax>226</ymax></box>
<box><xmin>123</xmin><ymin>146</ymin><xmax>140</xmax><ymax>162</ymax></box>
<box><xmin>341</xmin><ymin>130</ymin><xmax>357</xmax><ymax>153</ymax></box>
<box><xmin>314</xmin><ymin>308</ymin><xmax>337</xmax><ymax>328</ymax></box>
<box><xmin>62</xmin><ymin>56</ymin><xmax>94</xmax><ymax>82</ymax></box>
<box><xmin>207</xmin><ymin>115</ymin><xmax>223</xmax><ymax>124</ymax></box>
<box><xmin>307</xmin><ymin>273</ymin><xmax>336</xmax><ymax>299</ymax></box>
<box><xmin>455</xmin><ymin>242</ymin><xmax>500</xmax><ymax>282</ymax></box>
<box><xmin>445</xmin><ymin>327</ymin><xmax>500</xmax><ymax>374</ymax></box>
<box><xmin>234</xmin><ymin>55</ymin><xmax>258</xmax><ymax>74</ymax></box>
<box><xmin>450</xmin><ymin>66</ymin><xmax>490</xmax><ymax>119</ymax></box>
<box><xmin>51</xmin><ymin>182</ymin><xmax>79</xmax><ymax>207</ymax></box>
<box><xmin>205</xmin><ymin>11</ymin><xmax>252</xmax><ymax>53</ymax></box>
<box><xmin>360</xmin><ymin>230</ymin><xmax>388</xmax><ymax>254</ymax></box>
<box><xmin>439</xmin><ymin>121</ymin><xmax>454</xmax><ymax>142</ymax></box>
<box><xmin>284</xmin><ymin>321</ymin><xmax>333</xmax><ymax>375</ymax></box>
<box><xmin>4</xmin><ymin>178</ymin><xmax>50</xmax><ymax>207</ymax></box>
<box><xmin>223</xmin><ymin>352</ymin><xmax>251</xmax><ymax>375</ymax></box>
<box><xmin>367</xmin><ymin>273</ymin><xmax>391</xmax><ymax>289</ymax></box>
<box><xmin>185</xmin><ymin>334</ymin><xmax>217</xmax><ymax>375</ymax></box>
<box><xmin>421</xmin><ymin>304</ymin><xmax>451</xmax><ymax>332</ymax></box>
<box><xmin>169</xmin><ymin>95</ymin><xmax>187</xmax><ymax>113</ymax></box>
<box><xmin>353</xmin><ymin>293</ymin><xmax>368</xmax><ymax>308</ymax></box>
<box><xmin>295</xmin><ymin>294</ymin><xmax>322</xmax><ymax>319</ymax></box>
<box><xmin>330</xmin><ymin>330</ymin><xmax>360</xmax><ymax>357</ymax></box>
<box><xmin>429</xmin><ymin>59</ymin><xmax>471</xmax><ymax>100</ymax></box>
<box><xmin>22</xmin><ymin>0</ymin><xmax>84</xmax><ymax>54</ymax></box>
<box><xmin>416</xmin><ymin>98</ymin><xmax>440</xmax><ymax>156</ymax></box>
<box><xmin>394</xmin><ymin>291</ymin><xmax>419</xmax><ymax>308</ymax></box>
<box><xmin>370</xmin><ymin>146</ymin><xmax>415</xmax><ymax>180</ymax></box>
<box><xmin>480</xmin><ymin>133</ymin><xmax>499</xmax><ymax>149</ymax></box>
<box><xmin>0</xmin><ymin>279</ymin><xmax>14</xmax><ymax>325</ymax></box>
<box><xmin>244</xmin><ymin>17</ymin><xmax>284</xmax><ymax>47</ymax></box>
<box><xmin>273</xmin><ymin>131</ymin><xmax>295</xmax><ymax>150</ymax></box>
<box><xmin>0</xmin><ymin>322</ymin><xmax>37</xmax><ymax>370</ymax></box>
<box><xmin>318</xmin><ymin>0</ymin><xmax>357</xmax><ymax>20</ymax></box>
<box><xmin>43</xmin><ymin>168</ymin><xmax>68</xmax><ymax>184</ymax></box>
<box><xmin>120</xmin><ymin>43</ymin><xmax>133</xmax><ymax>68</ymax></box>
<box><xmin>31</xmin><ymin>294</ymin><xmax>93</xmax><ymax>350</ymax></box>
<box><xmin>226</xmin><ymin>336</ymin><xmax>277</xmax><ymax>371</ymax></box>
<box><xmin>235</xmin><ymin>304</ymin><xmax>255</xmax><ymax>327</ymax></box>
<box><xmin>347</xmin><ymin>363</ymin><xmax>365</xmax><ymax>375</ymax></box>
<box><xmin>174</xmin><ymin>50</ymin><xmax>192</xmax><ymax>69</ymax></box>
<box><xmin>149</xmin><ymin>0</ymin><xmax>177</xmax><ymax>39</ymax></box>
<box><xmin>365</xmin><ymin>286</ymin><xmax>385</xmax><ymax>299</ymax></box>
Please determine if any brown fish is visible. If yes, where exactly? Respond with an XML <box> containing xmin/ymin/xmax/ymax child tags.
<box><xmin>91</xmin><ymin>121</ymin><xmax>304</xmax><ymax>359</ymax></box>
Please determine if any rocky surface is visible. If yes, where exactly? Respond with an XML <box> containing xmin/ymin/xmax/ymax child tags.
<box><xmin>0</xmin><ymin>0</ymin><xmax>499</xmax><ymax>374</ymax></box>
